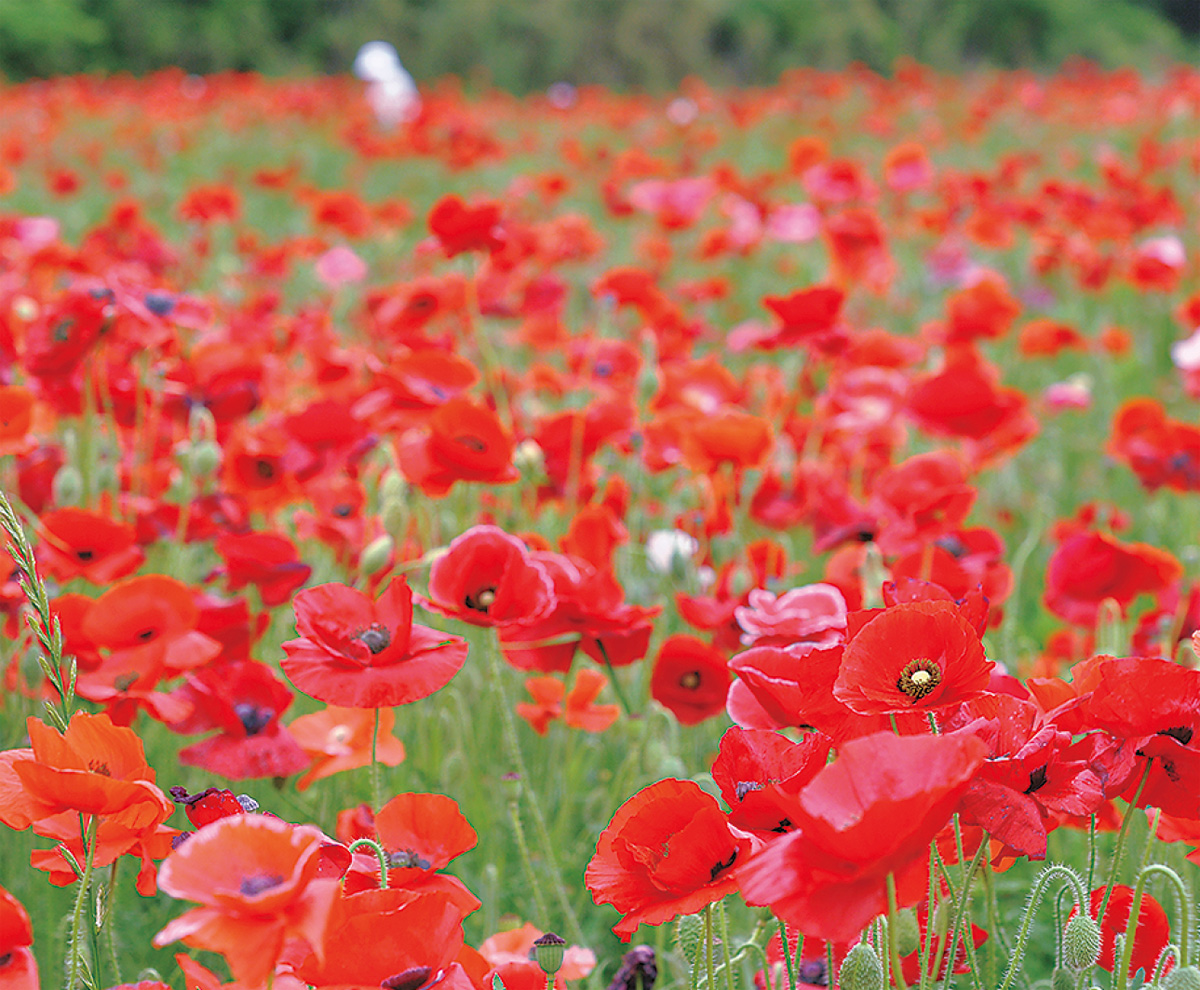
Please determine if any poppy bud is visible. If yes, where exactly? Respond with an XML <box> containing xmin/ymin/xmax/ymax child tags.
<box><xmin>381</xmin><ymin>499</ymin><xmax>406</xmax><ymax>540</ymax></box>
<box><xmin>188</xmin><ymin>405</ymin><xmax>217</xmax><ymax>443</ymax></box>
<box><xmin>674</xmin><ymin>914</ymin><xmax>703</xmax><ymax>966</ymax></box>
<box><xmin>94</xmin><ymin>459</ymin><xmax>118</xmax><ymax>493</ymax></box>
<box><xmin>360</xmin><ymin>535</ymin><xmax>394</xmax><ymax>576</ymax></box>
<box><xmin>52</xmin><ymin>464</ymin><xmax>83</xmax><ymax>506</ymax></box>
<box><xmin>381</xmin><ymin>469</ymin><xmax>406</xmax><ymax>505</ymax></box>
<box><xmin>1166</xmin><ymin>966</ymin><xmax>1200</xmax><ymax>990</ymax></box>
<box><xmin>1062</xmin><ymin>915</ymin><xmax>1102</xmax><ymax>971</ymax></box>
<box><xmin>838</xmin><ymin>943</ymin><xmax>884</xmax><ymax>990</ymax></box>
<box><xmin>514</xmin><ymin>439</ymin><xmax>545</xmax><ymax>476</ymax></box>
<box><xmin>189</xmin><ymin>440</ymin><xmax>222</xmax><ymax>477</ymax></box>
<box><xmin>892</xmin><ymin>909</ymin><xmax>920</xmax><ymax>957</ymax></box>
<box><xmin>533</xmin><ymin>932</ymin><xmax>567</xmax><ymax>976</ymax></box>
<box><xmin>1049</xmin><ymin>967</ymin><xmax>1075</xmax><ymax>990</ymax></box>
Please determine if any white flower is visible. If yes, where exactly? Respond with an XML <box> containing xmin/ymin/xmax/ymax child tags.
<box><xmin>645</xmin><ymin>529</ymin><xmax>699</xmax><ymax>574</ymax></box>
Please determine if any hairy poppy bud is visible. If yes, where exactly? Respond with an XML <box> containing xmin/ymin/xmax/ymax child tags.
<box><xmin>1062</xmin><ymin>915</ymin><xmax>1102</xmax><ymax>970</ymax></box>
<box><xmin>533</xmin><ymin>932</ymin><xmax>567</xmax><ymax>977</ymax></box>
<box><xmin>1166</xmin><ymin>965</ymin><xmax>1200</xmax><ymax>990</ymax></box>
<box><xmin>381</xmin><ymin>469</ymin><xmax>405</xmax><ymax>504</ymax></box>
<box><xmin>838</xmin><ymin>943</ymin><xmax>884</xmax><ymax>990</ymax></box>
<box><xmin>892</xmin><ymin>909</ymin><xmax>920</xmax><ymax>957</ymax></box>
<box><xmin>52</xmin><ymin>464</ymin><xmax>83</xmax><ymax>506</ymax></box>
<box><xmin>674</xmin><ymin>914</ymin><xmax>703</xmax><ymax>966</ymax></box>
<box><xmin>1049</xmin><ymin>967</ymin><xmax>1075</xmax><ymax>990</ymax></box>
<box><xmin>189</xmin><ymin>439</ymin><xmax>222</xmax><ymax>476</ymax></box>
<box><xmin>360</xmin><ymin>534</ymin><xmax>394</xmax><ymax>576</ymax></box>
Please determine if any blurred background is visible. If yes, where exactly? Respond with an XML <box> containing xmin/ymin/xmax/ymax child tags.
<box><xmin>1</xmin><ymin>0</ymin><xmax>1197</xmax><ymax>88</ymax></box>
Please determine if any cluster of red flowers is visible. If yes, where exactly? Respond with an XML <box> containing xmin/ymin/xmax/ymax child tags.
<box><xmin>0</xmin><ymin>58</ymin><xmax>1197</xmax><ymax>989</ymax></box>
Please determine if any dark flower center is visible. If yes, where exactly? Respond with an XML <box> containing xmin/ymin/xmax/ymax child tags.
<box><xmin>452</xmin><ymin>434</ymin><xmax>487</xmax><ymax>453</ymax></box>
<box><xmin>709</xmin><ymin>849</ymin><xmax>737</xmax><ymax>881</ymax></box>
<box><xmin>76</xmin><ymin>548</ymin><xmax>95</xmax><ymax>561</ymax></box>
<box><xmin>234</xmin><ymin>703</ymin><xmax>274</xmax><ymax>736</ymax></box>
<box><xmin>332</xmin><ymin>503</ymin><xmax>353</xmax><ymax>518</ymax></box>
<box><xmin>1025</xmin><ymin>766</ymin><xmax>1048</xmax><ymax>794</ymax></box>
<box><xmin>88</xmin><ymin>760</ymin><xmax>111</xmax><ymax>776</ymax></box>
<box><xmin>1159</xmin><ymin>725</ymin><xmax>1194</xmax><ymax>745</ymax></box>
<box><xmin>896</xmin><ymin>658</ymin><xmax>942</xmax><ymax>701</ymax></box>
<box><xmin>387</xmin><ymin>848</ymin><xmax>433</xmax><ymax>870</ymax></box>
<box><xmin>465</xmin><ymin>587</ymin><xmax>497</xmax><ymax>613</ymax></box>
<box><xmin>137</xmin><ymin>627</ymin><xmax>157</xmax><ymax>642</ymax></box>
<box><xmin>355</xmin><ymin>623</ymin><xmax>392</xmax><ymax>654</ymax></box>
<box><xmin>679</xmin><ymin>671</ymin><xmax>701</xmax><ymax>690</ymax></box>
<box><xmin>254</xmin><ymin>459</ymin><xmax>276</xmax><ymax>480</ymax></box>
<box><xmin>382</xmin><ymin>965</ymin><xmax>433</xmax><ymax>990</ymax></box>
<box><xmin>734</xmin><ymin>781</ymin><xmax>762</xmax><ymax>802</ymax></box>
<box><xmin>771</xmin><ymin>818</ymin><xmax>793</xmax><ymax>833</ymax></box>
<box><xmin>0</xmin><ymin>952</ymin><xmax>12</xmax><ymax>967</ymax></box>
<box><xmin>239</xmin><ymin>872</ymin><xmax>284</xmax><ymax>897</ymax></box>
<box><xmin>798</xmin><ymin>958</ymin><xmax>828</xmax><ymax>987</ymax></box>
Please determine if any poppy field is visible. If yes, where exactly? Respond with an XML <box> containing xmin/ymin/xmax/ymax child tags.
<box><xmin>2</xmin><ymin>62</ymin><xmax>1200</xmax><ymax>990</ymax></box>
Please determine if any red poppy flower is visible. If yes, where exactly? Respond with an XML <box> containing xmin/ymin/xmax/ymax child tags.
<box><xmin>424</xmin><ymin>526</ymin><xmax>554</xmax><ymax>629</ymax></box>
<box><xmin>0</xmin><ymin>712</ymin><xmax>172</xmax><ymax>831</ymax></box>
<box><xmin>37</xmin><ymin>507</ymin><xmax>145</xmax><ymax>585</ymax></box>
<box><xmin>0</xmin><ymin>884</ymin><xmax>38</xmax><ymax>990</ymax></box>
<box><xmin>737</xmin><ymin>731</ymin><xmax>988</xmax><ymax>943</ymax></box>
<box><xmin>516</xmin><ymin>668</ymin><xmax>620</xmax><ymax>736</ymax></box>
<box><xmin>733</xmin><ymin>585</ymin><xmax>847</xmax><ymax>649</ymax></box>
<box><xmin>0</xmin><ymin>385</ymin><xmax>36</xmax><ymax>458</ymax></box>
<box><xmin>1069</xmin><ymin>885</ymin><xmax>1172</xmax><ymax>978</ymax></box>
<box><xmin>1110</xmin><ymin>398</ymin><xmax>1200</xmax><ymax>493</ymax></box>
<box><xmin>397</xmin><ymin>397</ymin><xmax>519</xmax><ymax>496</ymax></box>
<box><xmin>214</xmin><ymin>531</ymin><xmax>312</xmax><ymax>607</ymax></box>
<box><xmin>166</xmin><ymin>661</ymin><xmax>309</xmax><ymax>781</ymax></box>
<box><xmin>343</xmin><ymin>792</ymin><xmax>479</xmax><ymax>907</ymax></box>
<box><xmin>154</xmin><ymin>814</ymin><xmax>340</xmax><ymax>988</ymax></box>
<box><xmin>288</xmin><ymin>888</ymin><xmax>469</xmax><ymax>990</ymax></box>
<box><xmin>585</xmin><ymin>777</ymin><xmax>757</xmax><ymax>940</ymax></box>
<box><xmin>282</xmin><ymin>579</ymin><xmax>468</xmax><ymax>709</ymax></box>
<box><xmin>289</xmin><ymin>705</ymin><xmax>406</xmax><ymax>792</ymax></box>
<box><xmin>1044</xmin><ymin>531</ymin><xmax>1182</xmax><ymax>628</ymax></box>
<box><xmin>428</xmin><ymin>194</ymin><xmax>504</xmax><ymax>256</ymax></box>
<box><xmin>761</xmin><ymin>285</ymin><xmax>845</xmax><ymax>348</ymax></box>
<box><xmin>834</xmin><ymin>601</ymin><xmax>993</xmax><ymax>716</ymax></box>
<box><xmin>649</xmin><ymin>634</ymin><xmax>731</xmax><ymax>726</ymax></box>
<box><xmin>710</xmin><ymin>726</ymin><xmax>832</xmax><ymax>837</ymax></box>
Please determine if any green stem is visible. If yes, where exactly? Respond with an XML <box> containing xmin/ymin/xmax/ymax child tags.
<box><xmin>346</xmin><ymin>837</ymin><xmax>390</xmax><ymax>889</ymax></box>
<box><xmin>888</xmin><ymin>873</ymin><xmax>910</xmax><ymax>990</ymax></box>
<box><xmin>484</xmin><ymin>632</ymin><xmax>586</xmax><ymax>948</ymax></box>
<box><xmin>778</xmin><ymin>920</ymin><xmax>797</xmax><ymax>990</ymax></box>
<box><xmin>508</xmin><ymin>798</ymin><xmax>551</xmax><ymax>926</ymax></box>
<box><xmin>594</xmin><ymin>640</ymin><xmax>636</xmax><ymax>718</ymax></box>
<box><xmin>101</xmin><ymin>861</ymin><xmax>121</xmax><ymax>986</ymax></box>
<box><xmin>942</xmin><ymin>839</ymin><xmax>988</xmax><ymax>990</ymax></box>
<box><xmin>705</xmin><ymin>905</ymin><xmax>716</xmax><ymax>990</ymax></box>
<box><xmin>1138</xmin><ymin>865</ymin><xmax>1191</xmax><ymax>966</ymax></box>
<box><xmin>718</xmin><ymin>900</ymin><xmax>735</xmax><ymax>990</ymax></box>
<box><xmin>1086</xmin><ymin>815</ymin><xmax>1098</xmax><ymax>895</ymax></box>
<box><xmin>996</xmin><ymin>866</ymin><xmax>1088</xmax><ymax>990</ymax></box>
<box><xmin>1097</xmin><ymin>762</ymin><xmax>1152</xmax><ymax>925</ymax></box>
<box><xmin>67</xmin><ymin>816</ymin><xmax>99</xmax><ymax>990</ymax></box>
<box><xmin>370</xmin><ymin>706</ymin><xmax>384</xmax><ymax>811</ymax></box>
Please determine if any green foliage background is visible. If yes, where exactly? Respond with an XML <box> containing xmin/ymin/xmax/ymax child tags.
<box><xmin>0</xmin><ymin>0</ymin><xmax>1196</xmax><ymax>86</ymax></box>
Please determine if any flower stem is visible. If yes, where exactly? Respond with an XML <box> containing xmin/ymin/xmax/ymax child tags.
<box><xmin>778</xmin><ymin>920</ymin><xmax>797</xmax><ymax>990</ymax></box>
<box><xmin>509</xmin><ymin>797</ymin><xmax>552</xmax><ymax>926</ymax></box>
<box><xmin>1097</xmin><ymin>762</ymin><xmax>1152</xmax><ymax>924</ymax></box>
<box><xmin>705</xmin><ymin>905</ymin><xmax>716</xmax><ymax>990</ymax></box>
<box><xmin>370</xmin><ymin>706</ymin><xmax>384</xmax><ymax>810</ymax></box>
<box><xmin>887</xmin><ymin>873</ymin><xmax>910</xmax><ymax>990</ymax></box>
<box><xmin>346</xmin><ymin>837</ymin><xmax>390</xmax><ymax>888</ymax></box>
<box><xmin>594</xmin><ymin>640</ymin><xmax>636</xmax><ymax>718</ymax></box>
<box><xmin>718</xmin><ymin>900</ymin><xmax>735</xmax><ymax>990</ymax></box>
<box><xmin>68</xmin><ymin>816</ymin><xmax>99</xmax><ymax>990</ymax></box>
<box><xmin>484</xmin><ymin>632</ymin><xmax>586</xmax><ymax>947</ymax></box>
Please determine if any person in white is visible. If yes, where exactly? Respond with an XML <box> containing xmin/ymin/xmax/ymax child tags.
<box><xmin>353</xmin><ymin>41</ymin><xmax>420</xmax><ymax>128</ymax></box>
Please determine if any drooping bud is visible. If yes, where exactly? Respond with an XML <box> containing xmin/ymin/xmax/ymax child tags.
<box><xmin>674</xmin><ymin>915</ymin><xmax>703</xmax><ymax>966</ymax></box>
<box><xmin>1061</xmin><ymin>915</ymin><xmax>1102</xmax><ymax>971</ymax></box>
<box><xmin>533</xmin><ymin>932</ymin><xmax>567</xmax><ymax>977</ymax></box>
<box><xmin>838</xmin><ymin>942</ymin><xmax>884</xmax><ymax>990</ymax></box>
<box><xmin>360</xmin><ymin>534</ymin><xmax>394</xmax><ymax>576</ymax></box>
<box><xmin>188</xmin><ymin>439</ymin><xmax>222</xmax><ymax>477</ymax></box>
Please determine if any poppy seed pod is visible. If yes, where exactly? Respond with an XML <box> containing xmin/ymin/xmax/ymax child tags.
<box><xmin>534</xmin><ymin>932</ymin><xmax>567</xmax><ymax>976</ymax></box>
<box><xmin>1061</xmin><ymin>915</ymin><xmax>1102</xmax><ymax>970</ymax></box>
<box><xmin>838</xmin><ymin>943</ymin><xmax>884</xmax><ymax>990</ymax></box>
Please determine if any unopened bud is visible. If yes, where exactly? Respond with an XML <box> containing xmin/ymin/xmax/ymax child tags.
<box><xmin>1165</xmin><ymin>965</ymin><xmax>1200</xmax><ymax>990</ymax></box>
<box><xmin>1062</xmin><ymin>915</ymin><xmax>1102</xmax><ymax>971</ymax></box>
<box><xmin>189</xmin><ymin>440</ymin><xmax>222</xmax><ymax>477</ymax></box>
<box><xmin>674</xmin><ymin>914</ymin><xmax>703</xmax><ymax>966</ymax></box>
<box><xmin>188</xmin><ymin>405</ymin><xmax>217</xmax><ymax>443</ymax></box>
<box><xmin>52</xmin><ymin>465</ymin><xmax>83</xmax><ymax>506</ymax></box>
<box><xmin>533</xmin><ymin>932</ymin><xmax>566</xmax><ymax>977</ymax></box>
<box><xmin>1050</xmin><ymin>967</ymin><xmax>1076</xmax><ymax>990</ymax></box>
<box><xmin>838</xmin><ymin>943</ymin><xmax>884</xmax><ymax>990</ymax></box>
<box><xmin>892</xmin><ymin>909</ymin><xmax>920</xmax><ymax>958</ymax></box>
<box><xmin>381</xmin><ymin>499</ymin><xmax>407</xmax><ymax>540</ymax></box>
<box><xmin>360</xmin><ymin>534</ymin><xmax>394</xmax><ymax>576</ymax></box>
<box><xmin>381</xmin><ymin>470</ymin><xmax>406</xmax><ymax>504</ymax></box>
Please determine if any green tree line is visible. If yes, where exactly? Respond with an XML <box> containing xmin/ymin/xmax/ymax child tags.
<box><xmin>0</xmin><ymin>0</ymin><xmax>1196</xmax><ymax>88</ymax></box>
